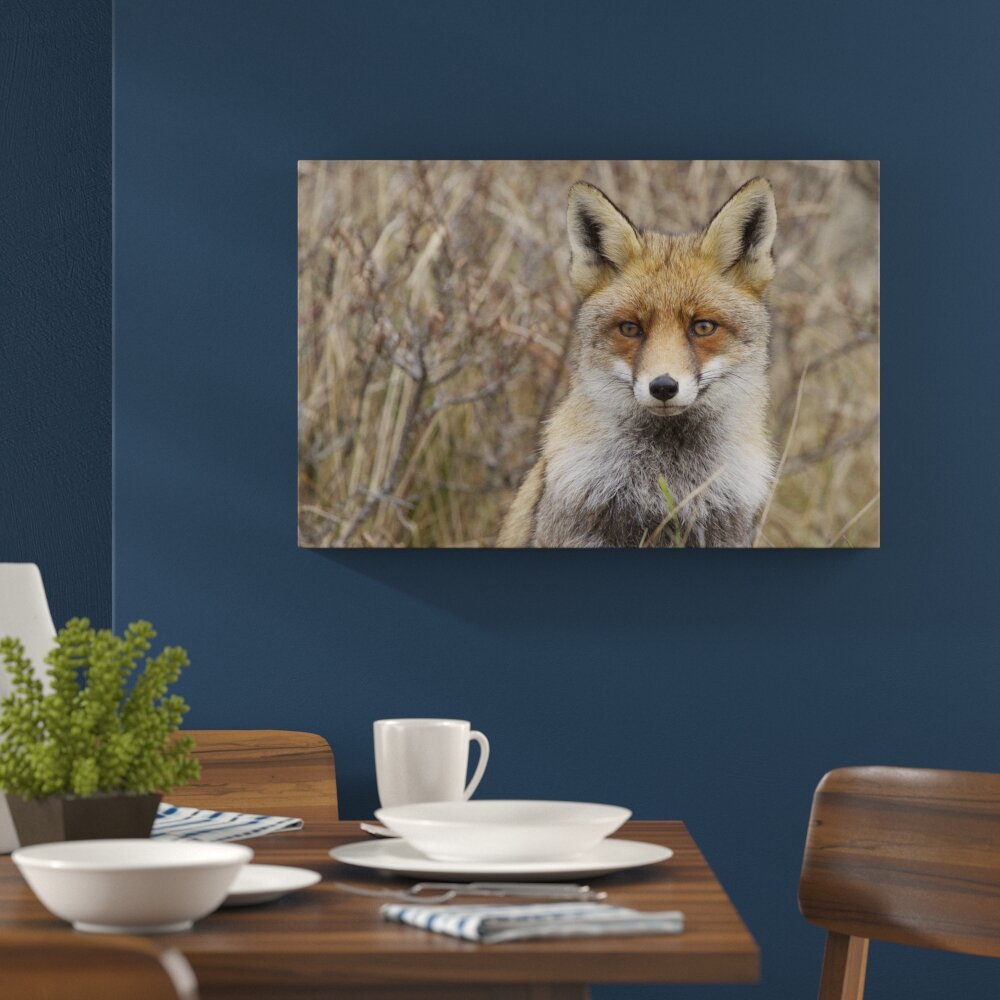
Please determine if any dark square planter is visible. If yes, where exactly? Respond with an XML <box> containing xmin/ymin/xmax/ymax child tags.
<box><xmin>7</xmin><ymin>791</ymin><xmax>162</xmax><ymax>846</ymax></box>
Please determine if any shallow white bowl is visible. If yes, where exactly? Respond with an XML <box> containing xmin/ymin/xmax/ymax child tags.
<box><xmin>13</xmin><ymin>838</ymin><xmax>253</xmax><ymax>933</ymax></box>
<box><xmin>374</xmin><ymin>800</ymin><xmax>631</xmax><ymax>863</ymax></box>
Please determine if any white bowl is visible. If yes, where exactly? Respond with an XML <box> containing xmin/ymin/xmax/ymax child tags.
<box><xmin>374</xmin><ymin>800</ymin><xmax>631</xmax><ymax>863</ymax></box>
<box><xmin>13</xmin><ymin>838</ymin><xmax>253</xmax><ymax>933</ymax></box>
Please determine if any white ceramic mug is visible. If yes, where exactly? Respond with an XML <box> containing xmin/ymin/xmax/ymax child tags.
<box><xmin>374</xmin><ymin>719</ymin><xmax>489</xmax><ymax>808</ymax></box>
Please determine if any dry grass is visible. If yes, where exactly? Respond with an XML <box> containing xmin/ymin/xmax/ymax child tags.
<box><xmin>298</xmin><ymin>160</ymin><xmax>879</xmax><ymax>548</ymax></box>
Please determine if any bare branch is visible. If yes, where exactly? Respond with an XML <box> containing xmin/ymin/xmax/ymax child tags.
<box><xmin>782</xmin><ymin>417</ymin><xmax>879</xmax><ymax>476</ymax></box>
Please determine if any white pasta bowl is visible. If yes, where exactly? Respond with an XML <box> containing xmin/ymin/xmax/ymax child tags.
<box><xmin>375</xmin><ymin>800</ymin><xmax>631</xmax><ymax>863</ymax></box>
<box><xmin>13</xmin><ymin>838</ymin><xmax>253</xmax><ymax>933</ymax></box>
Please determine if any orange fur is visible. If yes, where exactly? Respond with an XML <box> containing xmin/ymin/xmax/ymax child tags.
<box><xmin>498</xmin><ymin>179</ymin><xmax>777</xmax><ymax>548</ymax></box>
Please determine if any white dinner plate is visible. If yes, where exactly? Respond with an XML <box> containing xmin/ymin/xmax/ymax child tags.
<box><xmin>328</xmin><ymin>838</ymin><xmax>672</xmax><ymax>880</ymax></box>
<box><xmin>221</xmin><ymin>864</ymin><xmax>322</xmax><ymax>907</ymax></box>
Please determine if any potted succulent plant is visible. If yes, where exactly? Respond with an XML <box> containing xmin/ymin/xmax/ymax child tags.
<box><xmin>0</xmin><ymin>618</ymin><xmax>200</xmax><ymax>846</ymax></box>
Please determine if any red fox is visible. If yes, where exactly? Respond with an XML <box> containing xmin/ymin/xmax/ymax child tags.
<box><xmin>498</xmin><ymin>178</ymin><xmax>778</xmax><ymax>547</ymax></box>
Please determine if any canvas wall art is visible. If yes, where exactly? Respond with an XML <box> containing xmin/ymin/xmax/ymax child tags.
<box><xmin>298</xmin><ymin>160</ymin><xmax>879</xmax><ymax>548</ymax></box>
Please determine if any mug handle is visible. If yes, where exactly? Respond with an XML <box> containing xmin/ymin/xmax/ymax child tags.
<box><xmin>462</xmin><ymin>730</ymin><xmax>490</xmax><ymax>799</ymax></box>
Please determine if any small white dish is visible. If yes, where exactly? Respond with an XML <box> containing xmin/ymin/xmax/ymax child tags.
<box><xmin>375</xmin><ymin>800</ymin><xmax>631</xmax><ymax>863</ymax></box>
<box><xmin>330</xmin><ymin>836</ymin><xmax>671</xmax><ymax>880</ymax></box>
<box><xmin>360</xmin><ymin>821</ymin><xmax>400</xmax><ymax>838</ymax></box>
<box><xmin>13</xmin><ymin>838</ymin><xmax>252</xmax><ymax>933</ymax></box>
<box><xmin>220</xmin><ymin>864</ymin><xmax>321</xmax><ymax>907</ymax></box>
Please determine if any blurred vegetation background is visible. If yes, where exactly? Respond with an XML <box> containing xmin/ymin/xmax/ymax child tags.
<box><xmin>298</xmin><ymin>160</ymin><xmax>879</xmax><ymax>548</ymax></box>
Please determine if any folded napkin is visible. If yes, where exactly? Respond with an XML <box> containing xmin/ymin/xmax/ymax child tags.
<box><xmin>151</xmin><ymin>803</ymin><xmax>304</xmax><ymax>841</ymax></box>
<box><xmin>380</xmin><ymin>901</ymin><xmax>684</xmax><ymax>944</ymax></box>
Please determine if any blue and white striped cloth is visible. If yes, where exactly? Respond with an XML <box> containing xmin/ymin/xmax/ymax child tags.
<box><xmin>151</xmin><ymin>803</ymin><xmax>304</xmax><ymax>841</ymax></box>
<box><xmin>380</xmin><ymin>901</ymin><xmax>685</xmax><ymax>944</ymax></box>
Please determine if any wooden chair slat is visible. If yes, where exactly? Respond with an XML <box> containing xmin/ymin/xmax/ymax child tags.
<box><xmin>176</xmin><ymin>730</ymin><xmax>338</xmax><ymax>823</ymax></box>
<box><xmin>800</xmin><ymin>766</ymin><xmax>1000</xmax><ymax>999</ymax></box>
<box><xmin>2</xmin><ymin>932</ymin><xmax>198</xmax><ymax>1000</ymax></box>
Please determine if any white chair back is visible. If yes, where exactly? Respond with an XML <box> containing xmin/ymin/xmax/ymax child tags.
<box><xmin>0</xmin><ymin>564</ymin><xmax>57</xmax><ymax>852</ymax></box>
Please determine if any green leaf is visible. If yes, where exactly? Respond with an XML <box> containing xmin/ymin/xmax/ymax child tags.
<box><xmin>0</xmin><ymin>620</ymin><xmax>199</xmax><ymax>799</ymax></box>
<box><xmin>656</xmin><ymin>475</ymin><xmax>683</xmax><ymax>547</ymax></box>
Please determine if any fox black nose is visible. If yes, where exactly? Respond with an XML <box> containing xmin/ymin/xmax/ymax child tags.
<box><xmin>649</xmin><ymin>375</ymin><xmax>679</xmax><ymax>401</ymax></box>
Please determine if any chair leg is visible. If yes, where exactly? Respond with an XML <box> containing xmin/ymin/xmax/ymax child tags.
<box><xmin>818</xmin><ymin>931</ymin><xmax>868</xmax><ymax>1000</ymax></box>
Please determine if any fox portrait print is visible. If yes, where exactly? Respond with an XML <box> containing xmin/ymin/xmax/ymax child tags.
<box><xmin>498</xmin><ymin>179</ymin><xmax>778</xmax><ymax>548</ymax></box>
<box><xmin>299</xmin><ymin>161</ymin><xmax>879</xmax><ymax>549</ymax></box>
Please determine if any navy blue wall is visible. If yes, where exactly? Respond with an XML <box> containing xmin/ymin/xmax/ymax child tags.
<box><xmin>1</xmin><ymin>0</ymin><xmax>111</xmax><ymax>626</ymax></box>
<box><xmin>112</xmin><ymin>2</ymin><xmax>995</xmax><ymax>998</ymax></box>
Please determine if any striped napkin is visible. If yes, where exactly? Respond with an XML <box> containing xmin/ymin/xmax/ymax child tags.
<box><xmin>380</xmin><ymin>901</ymin><xmax>685</xmax><ymax>944</ymax></box>
<box><xmin>151</xmin><ymin>803</ymin><xmax>304</xmax><ymax>841</ymax></box>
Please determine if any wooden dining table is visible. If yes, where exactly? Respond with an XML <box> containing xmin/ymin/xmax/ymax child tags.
<box><xmin>0</xmin><ymin>820</ymin><xmax>758</xmax><ymax>999</ymax></box>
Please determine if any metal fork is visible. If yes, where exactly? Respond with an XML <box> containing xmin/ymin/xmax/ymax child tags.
<box><xmin>334</xmin><ymin>881</ymin><xmax>608</xmax><ymax>904</ymax></box>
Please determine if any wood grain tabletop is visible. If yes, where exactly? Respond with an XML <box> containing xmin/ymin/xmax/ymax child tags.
<box><xmin>0</xmin><ymin>821</ymin><xmax>759</xmax><ymax>998</ymax></box>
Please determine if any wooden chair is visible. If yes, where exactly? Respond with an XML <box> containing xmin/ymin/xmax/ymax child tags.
<box><xmin>2</xmin><ymin>931</ymin><xmax>198</xmax><ymax>999</ymax></box>
<box><xmin>799</xmin><ymin>766</ymin><xmax>1000</xmax><ymax>999</ymax></box>
<box><xmin>175</xmin><ymin>730</ymin><xmax>338</xmax><ymax>822</ymax></box>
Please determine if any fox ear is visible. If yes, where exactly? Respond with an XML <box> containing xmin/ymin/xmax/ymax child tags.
<box><xmin>700</xmin><ymin>178</ymin><xmax>777</xmax><ymax>292</ymax></box>
<box><xmin>567</xmin><ymin>182</ymin><xmax>642</xmax><ymax>297</ymax></box>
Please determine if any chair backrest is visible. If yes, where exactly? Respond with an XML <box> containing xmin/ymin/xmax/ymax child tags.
<box><xmin>175</xmin><ymin>730</ymin><xmax>338</xmax><ymax>822</ymax></box>
<box><xmin>0</xmin><ymin>564</ymin><xmax>57</xmax><ymax>854</ymax></box>
<box><xmin>799</xmin><ymin>766</ymin><xmax>1000</xmax><ymax>998</ymax></box>
<box><xmin>1</xmin><ymin>932</ymin><xmax>198</xmax><ymax>1000</ymax></box>
<box><xmin>0</xmin><ymin>564</ymin><xmax>57</xmax><ymax>677</ymax></box>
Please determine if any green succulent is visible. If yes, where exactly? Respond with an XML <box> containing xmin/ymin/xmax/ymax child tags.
<box><xmin>0</xmin><ymin>618</ymin><xmax>200</xmax><ymax>799</ymax></box>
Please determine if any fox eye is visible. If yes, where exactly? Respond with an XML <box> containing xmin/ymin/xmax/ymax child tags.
<box><xmin>618</xmin><ymin>321</ymin><xmax>643</xmax><ymax>338</ymax></box>
<box><xmin>691</xmin><ymin>319</ymin><xmax>718</xmax><ymax>337</ymax></box>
